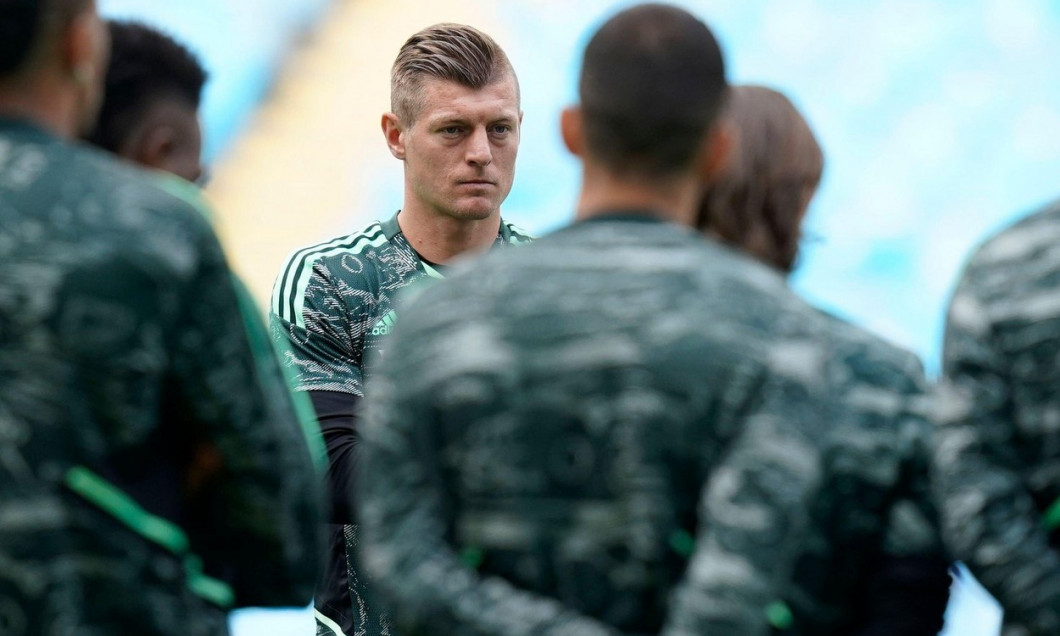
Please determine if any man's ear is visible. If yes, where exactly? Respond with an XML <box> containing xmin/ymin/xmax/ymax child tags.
<box><xmin>560</xmin><ymin>106</ymin><xmax>584</xmax><ymax>158</ymax></box>
<box><xmin>698</xmin><ymin>121</ymin><xmax>734</xmax><ymax>184</ymax></box>
<box><xmin>382</xmin><ymin>112</ymin><xmax>406</xmax><ymax>160</ymax></box>
<box><xmin>61</xmin><ymin>7</ymin><xmax>108</xmax><ymax>135</ymax></box>
<box><xmin>62</xmin><ymin>8</ymin><xmax>107</xmax><ymax>87</ymax></box>
<box><xmin>133</xmin><ymin>122</ymin><xmax>179</xmax><ymax>171</ymax></box>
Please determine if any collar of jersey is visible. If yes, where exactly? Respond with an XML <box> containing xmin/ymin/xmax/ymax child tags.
<box><xmin>381</xmin><ymin>210</ymin><xmax>517</xmax><ymax>244</ymax></box>
<box><xmin>577</xmin><ymin>210</ymin><xmax>670</xmax><ymax>224</ymax></box>
<box><xmin>0</xmin><ymin>115</ymin><xmax>58</xmax><ymax>142</ymax></box>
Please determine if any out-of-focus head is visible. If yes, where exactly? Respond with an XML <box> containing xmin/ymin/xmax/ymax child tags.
<box><xmin>698</xmin><ymin>85</ymin><xmax>823</xmax><ymax>274</ymax></box>
<box><xmin>383</xmin><ymin>23</ymin><xmax>522</xmax><ymax>222</ymax></box>
<box><xmin>565</xmin><ymin>3</ymin><xmax>727</xmax><ymax>180</ymax></box>
<box><xmin>0</xmin><ymin>0</ymin><xmax>108</xmax><ymax>136</ymax></box>
<box><xmin>84</xmin><ymin>20</ymin><xmax>207</xmax><ymax>183</ymax></box>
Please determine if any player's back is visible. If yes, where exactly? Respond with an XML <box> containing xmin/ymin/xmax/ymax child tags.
<box><xmin>360</xmin><ymin>214</ymin><xmax>836</xmax><ymax>634</ymax></box>
<box><xmin>0</xmin><ymin>119</ymin><xmax>224</xmax><ymax>467</ymax></box>
<box><xmin>780</xmin><ymin>308</ymin><xmax>949</xmax><ymax>634</ymax></box>
<box><xmin>0</xmin><ymin>118</ymin><xmax>320</xmax><ymax>634</ymax></box>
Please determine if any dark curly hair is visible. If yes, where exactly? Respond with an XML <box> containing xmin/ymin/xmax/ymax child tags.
<box><xmin>85</xmin><ymin>20</ymin><xmax>207</xmax><ymax>153</ymax></box>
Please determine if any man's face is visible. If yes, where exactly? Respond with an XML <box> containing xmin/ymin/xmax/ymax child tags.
<box><xmin>126</xmin><ymin>100</ymin><xmax>204</xmax><ymax>183</ymax></box>
<box><xmin>154</xmin><ymin>101</ymin><xmax>204</xmax><ymax>183</ymax></box>
<box><xmin>399</xmin><ymin>75</ymin><xmax>521</xmax><ymax>221</ymax></box>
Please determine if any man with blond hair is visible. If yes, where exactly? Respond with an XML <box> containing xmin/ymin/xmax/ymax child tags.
<box><xmin>355</xmin><ymin>5</ymin><xmax>839</xmax><ymax>635</ymax></box>
<box><xmin>270</xmin><ymin>22</ymin><xmax>530</xmax><ymax>636</ymax></box>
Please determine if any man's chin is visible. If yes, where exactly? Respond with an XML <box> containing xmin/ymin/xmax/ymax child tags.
<box><xmin>448</xmin><ymin>202</ymin><xmax>500</xmax><ymax>221</ymax></box>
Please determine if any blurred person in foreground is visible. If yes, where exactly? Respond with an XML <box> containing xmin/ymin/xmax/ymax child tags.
<box><xmin>84</xmin><ymin>19</ymin><xmax>206</xmax><ymax>182</ymax></box>
<box><xmin>0</xmin><ymin>0</ymin><xmax>322</xmax><ymax>633</ymax></box>
<box><xmin>270</xmin><ymin>22</ymin><xmax>531</xmax><ymax>636</ymax></box>
<box><xmin>698</xmin><ymin>85</ymin><xmax>950</xmax><ymax>635</ymax></box>
<box><xmin>355</xmin><ymin>5</ymin><xmax>848</xmax><ymax>635</ymax></box>
<box><xmin>933</xmin><ymin>194</ymin><xmax>1060</xmax><ymax>634</ymax></box>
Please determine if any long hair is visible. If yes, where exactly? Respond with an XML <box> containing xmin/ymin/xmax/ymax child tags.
<box><xmin>698</xmin><ymin>85</ymin><xmax>823</xmax><ymax>273</ymax></box>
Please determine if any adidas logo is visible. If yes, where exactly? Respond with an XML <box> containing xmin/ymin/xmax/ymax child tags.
<box><xmin>371</xmin><ymin>310</ymin><xmax>397</xmax><ymax>337</ymax></box>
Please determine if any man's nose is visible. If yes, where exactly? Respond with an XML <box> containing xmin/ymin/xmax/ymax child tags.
<box><xmin>465</xmin><ymin>127</ymin><xmax>492</xmax><ymax>166</ymax></box>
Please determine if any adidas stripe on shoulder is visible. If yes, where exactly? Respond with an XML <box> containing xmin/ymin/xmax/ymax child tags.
<box><xmin>272</xmin><ymin>223</ymin><xmax>388</xmax><ymax>327</ymax></box>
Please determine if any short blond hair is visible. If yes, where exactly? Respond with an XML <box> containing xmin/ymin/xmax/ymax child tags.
<box><xmin>390</xmin><ymin>23</ymin><xmax>518</xmax><ymax>123</ymax></box>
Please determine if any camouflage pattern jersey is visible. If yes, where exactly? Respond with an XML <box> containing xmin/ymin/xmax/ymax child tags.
<box><xmin>0</xmin><ymin>117</ymin><xmax>323</xmax><ymax>635</ymax></box>
<box><xmin>779</xmin><ymin>308</ymin><xmax>949</xmax><ymax>635</ymax></box>
<box><xmin>271</xmin><ymin>212</ymin><xmax>533</xmax><ymax>396</ymax></box>
<box><xmin>357</xmin><ymin>213</ymin><xmax>885</xmax><ymax>636</ymax></box>
<box><xmin>357</xmin><ymin>213</ymin><xmax>954</xmax><ymax>636</ymax></box>
<box><xmin>934</xmin><ymin>199</ymin><xmax>1060</xmax><ymax>636</ymax></box>
<box><xmin>270</xmin><ymin>212</ymin><xmax>531</xmax><ymax>636</ymax></box>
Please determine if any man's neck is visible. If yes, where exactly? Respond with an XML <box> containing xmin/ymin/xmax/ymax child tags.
<box><xmin>0</xmin><ymin>75</ymin><xmax>78</xmax><ymax>140</ymax></box>
<box><xmin>397</xmin><ymin>205</ymin><xmax>502</xmax><ymax>264</ymax></box>
<box><xmin>573</xmin><ymin>163</ymin><xmax>701</xmax><ymax>227</ymax></box>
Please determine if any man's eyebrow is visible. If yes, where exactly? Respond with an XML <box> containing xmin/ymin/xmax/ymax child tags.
<box><xmin>427</xmin><ymin>109</ymin><xmax>520</xmax><ymax>125</ymax></box>
<box><xmin>430</xmin><ymin>116</ymin><xmax>469</xmax><ymax>125</ymax></box>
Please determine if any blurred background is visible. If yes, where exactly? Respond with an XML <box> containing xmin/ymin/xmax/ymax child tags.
<box><xmin>99</xmin><ymin>0</ymin><xmax>1060</xmax><ymax>633</ymax></box>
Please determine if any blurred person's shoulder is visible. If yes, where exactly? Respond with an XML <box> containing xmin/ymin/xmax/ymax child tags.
<box><xmin>76</xmin><ymin>146</ymin><xmax>230</xmax><ymax>278</ymax></box>
<box><xmin>52</xmin><ymin>138</ymin><xmax>221</xmax><ymax>245</ymax></box>
<box><xmin>1</xmin><ymin>126</ymin><xmax>220</xmax><ymax>267</ymax></box>
<box><xmin>434</xmin><ymin>215</ymin><xmax>801</xmax><ymax>303</ymax></box>
<box><xmin>969</xmin><ymin>198</ymin><xmax>1060</xmax><ymax>266</ymax></box>
<box><xmin>76</xmin><ymin>141</ymin><xmax>213</xmax><ymax>221</ymax></box>
<box><xmin>956</xmin><ymin>198</ymin><xmax>1060</xmax><ymax>304</ymax></box>
<box><xmin>943</xmin><ymin>199</ymin><xmax>1060</xmax><ymax>362</ymax></box>
<box><xmin>410</xmin><ymin>216</ymin><xmax>806</xmax><ymax>338</ymax></box>
<box><xmin>811</xmin><ymin>305</ymin><xmax>926</xmax><ymax>388</ymax></box>
<box><xmin>458</xmin><ymin>214</ymin><xmax>787</xmax><ymax>274</ymax></box>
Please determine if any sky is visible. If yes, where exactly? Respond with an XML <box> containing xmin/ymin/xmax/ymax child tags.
<box><xmin>94</xmin><ymin>0</ymin><xmax>1060</xmax><ymax>633</ymax></box>
<box><xmin>486</xmin><ymin>0</ymin><xmax>1060</xmax><ymax>374</ymax></box>
<box><xmin>98</xmin><ymin>0</ymin><xmax>1060</xmax><ymax>371</ymax></box>
<box><xmin>99</xmin><ymin>0</ymin><xmax>331</xmax><ymax>160</ymax></box>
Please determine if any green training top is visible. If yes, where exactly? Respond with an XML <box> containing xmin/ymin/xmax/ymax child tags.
<box><xmin>935</xmin><ymin>199</ymin><xmax>1060</xmax><ymax>636</ymax></box>
<box><xmin>270</xmin><ymin>211</ymin><xmax>532</xmax><ymax>396</ymax></box>
<box><xmin>0</xmin><ymin>117</ymin><xmax>322</xmax><ymax>635</ymax></box>
<box><xmin>357</xmin><ymin>214</ymin><xmax>948</xmax><ymax>636</ymax></box>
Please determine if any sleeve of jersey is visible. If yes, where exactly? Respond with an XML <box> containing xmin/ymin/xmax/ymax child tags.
<box><xmin>269</xmin><ymin>258</ymin><xmax>366</xmax><ymax>396</ymax></box>
<box><xmin>850</xmin><ymin>361</ymin><xmax>949</xmax><ymax>636</ymax></box>
<box><xmin>933</xmin><ymin>275</ymin><xmax>1060</xmax><ymax>635</ymax></box>
<box><xmin>356</xmin><ymin>299</ymin><xmax>627</xmax><ymax>636</ymax></box>
<box><xmin>660</xmin><ymin>361</ymin><xmax>818</xmax><ymax>636</ymax></box>
<box><xmin>168</xmin><ymin>210</ymin><xmax>324</xmax><ymax>609</ymax></box>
